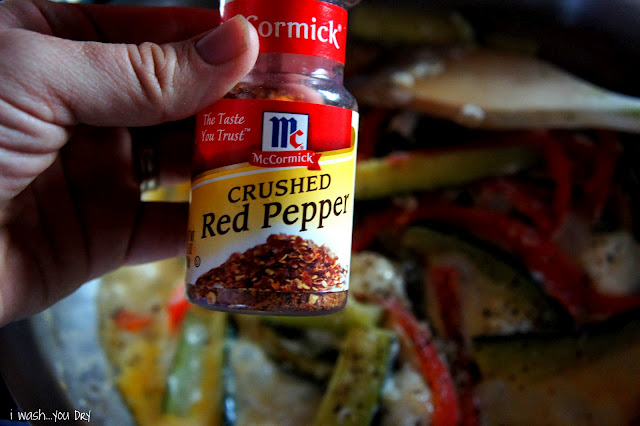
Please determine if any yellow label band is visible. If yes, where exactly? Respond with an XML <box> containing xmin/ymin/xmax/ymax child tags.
<box><xmin>186</xmin><ymin>111</ymin><xmax>359</xmax><ymax>297</ymax></box>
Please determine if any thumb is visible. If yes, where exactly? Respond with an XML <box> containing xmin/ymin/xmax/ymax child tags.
<box><xmin>3</xmin><ymin>15</ymin><xmax>259</xmax><ymax>128</ymax></box>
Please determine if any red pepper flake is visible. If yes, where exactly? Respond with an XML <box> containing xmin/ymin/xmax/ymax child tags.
<box><xmin>227</xmin><ymin>84</ymin><xmax>305</xmax><ymax>102</ymax></box>
<box><xmin>194</xmin><ymin>234</ymin><xmax>346</xmax><ymax>295</ymax></box>
<box><xmin>191</xmin><ymin>234</ymin><xmax>348</xmax><ymax>313</ymax></box>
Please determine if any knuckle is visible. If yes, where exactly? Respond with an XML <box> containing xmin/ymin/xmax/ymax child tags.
<box><xmin>126</xmin><ymin>42</ymin><xmax>181</xmax><ymax>118</ymax></box>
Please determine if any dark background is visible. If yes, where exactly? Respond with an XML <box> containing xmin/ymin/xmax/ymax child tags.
<box><xmin>0</xmin><ymin>376</ymin><xmax>20</xmax><ymax>422</ymax></box>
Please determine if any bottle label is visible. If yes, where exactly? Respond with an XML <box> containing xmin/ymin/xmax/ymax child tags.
<box><xmin>222</xmin><ymin>0</ymin><xmax>349</xmax><ymax>64</ymax></box>
<box><xmin>186</xmin><ymin>99</ymin><xmax>359</xmax><ymax>303</ymax></box>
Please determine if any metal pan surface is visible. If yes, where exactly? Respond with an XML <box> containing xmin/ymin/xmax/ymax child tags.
<box><xmin>1</xmin><ymin>1</ymin><xmax>639</xmax><ymax>424</ymax></box>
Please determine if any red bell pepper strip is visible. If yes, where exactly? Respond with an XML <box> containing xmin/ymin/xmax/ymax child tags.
<box><xmin>554</xmin><ymin>130</ymin><xmax>619</xmax><ymax>223</ymax></box>
<box><xmin>397</xmin><ymin>203</ymin><xmax>589</xmax><ymax>319</ymax></box>
<box><xmin>351</xmin><ymin>205</ymin><xmax>410</xmax><ymax>252</ymax></box>
<box><xmin>356</xmin><ymin>108</ymin><xmax>389</xmax><ymax>162</ymax></box>
<box><xmin>399</xmin><ymin>203</ymin><xmax>640</xmax><ymax>320</ymax></box>
<box><xmin>544</xmin><ymin>139</ymin><xmax>572</xmax><ymax>231</ymax></box>
<box><xmin>352</xmin><ymin>209</ymin><xmax>392</xmax><ymax>252</ymax></box>
<box><xmin>428</xmin><ymin>266</ymin><xmax>480</xmax><ymax>426</ymax></box>
<box><xmin>517</xmin><ymin>131</ymin><xmax>573</xmax><ymax>231</ymax></box>
<box><xmin>585</xmin><ymin>289</ymin><xmax>640</xmax><ymax>319</ymax></box>
<box><xmin>476</xmin><ymin>178</ymin><xmax>555</xmax><ymax>234</ymax></box>
<box><xmin>459</xmin><ymin>384</ymin><xmax>479</xmax><ymax>426</ymax></box>
<box><xmin>113</xmin><ymin>309</ymin><xmax>153</xmax><ymax>332</ymax></box>
<box><xmin>582</xmin><ymin>131</ymin><xmax>619</xmax><ymax>222</ymax></box>
<box><xmin>167</xmin><ymin>283</ymin><xmax>192</xmax><ymax>333</ymax></box>
<box><xmin>383</xmin><ymin>296</ymin><xmax>461</xmax><ymax>426</ymax></box>
<box><xmin>429</xmin><ymin>265</ymin><xmax>463</xmax><ymax>340</ymax></box>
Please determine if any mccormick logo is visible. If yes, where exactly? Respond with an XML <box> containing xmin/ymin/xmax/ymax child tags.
<box><xmin>251</xmin><ymin>111</ymin><xmax>321</xmax><ymax>170</ymax></box>
<box><xmin>262</xmin><ymin>112</ymin><xmax>309</xmax><ymax>151</ymax></box>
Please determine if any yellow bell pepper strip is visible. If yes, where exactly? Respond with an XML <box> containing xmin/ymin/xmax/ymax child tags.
<box><xmin>354</xmin><ymin>143</ymin><xmax>540</xmax><ymax>200</ymax></box>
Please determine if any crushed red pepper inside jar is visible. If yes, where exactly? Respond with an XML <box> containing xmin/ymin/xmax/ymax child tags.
<box><xmin>227</xmin><ymin>84</ymin><xmax>305</xmax><ymax>102</ymax></box>
<box><xmin>196</xmin><ymin>234</ymin><xmax>346</xmax><ymax>293</ymax></box>
<box><xmin>190</xmin><ymin>234</ymin><xmax>348</xmax><ymax>314</ymax></box>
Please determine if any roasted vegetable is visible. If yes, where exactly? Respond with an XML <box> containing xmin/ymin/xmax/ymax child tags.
<box><xmin>313</xmin><ymin>327</ymin><xmax>396</xmax><ymax>426</ymax></box>
<box><xmin>112</xmin><ymin>309</ymin><xmax>153</xmax><ymax>332</ymax></box>
<box><xmin>353</xmin><ymin>48</ymin><xmax>640</xmax><ymax>132</ymax></box>
<box><xmin>472</xmin><ymin>312</ymin><xmax>640</xmax><ymax>425</ymax></box>
<box><xmin>355</xmin><ymin>144</ymin><xmax>539</xmax><ymax>200</ymax></box>
<box><xmin>397</xmin><ymin>203</ymin><xmax>640</xmax><ymax>320</ymax></box>
<box><xmin>167</xmin><ymin>283</ymin><xmax>192</xmax><ymax>333</ymax></box>
<box><xmin>383</xmin><ymin>296</ymin><xmax>460</xmax><ymax>426</ymax></box>
<box><xmin>401</xmin><ymin>226</ymin><xmax>570</xmax><ymax>337</ymax></box>
<box><xmin>225</xmin><ymin>338</ymin><xmax>323</xmax><ymax>425</ymax></box>
<box><xmin>233</xmin><ymin>315</ymin><xmax>337</xmax><ymax>382</ymax></box>
<box><xmin>349</xmin><ymin>3</ymin><xmax>474</xmax><ymax>45</ymax></box>
<box><xmin>93</xmin><ymin>3</ymin><xmax>640</xmax><ymax>425</ymax></box>
<box><xmin>262</xmin><ymin>296</ymin><xmax>383</xmax><ymax>334</ymax></box>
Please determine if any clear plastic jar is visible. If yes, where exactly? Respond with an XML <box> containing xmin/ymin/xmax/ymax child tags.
<box><xmin>186</xmin><ymin>0</ymin><xmax>359</xmax><ymax>315</ymax></box>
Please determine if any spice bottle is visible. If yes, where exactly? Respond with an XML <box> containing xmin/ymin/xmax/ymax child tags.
<box><xmin>185</xmin><ymin>0</ymin><xmax>359</xmax><ymax>315</ymax></box>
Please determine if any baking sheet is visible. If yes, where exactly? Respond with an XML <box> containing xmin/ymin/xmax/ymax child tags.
<box><xmin>0</xmin><ymin>280</ymin><xmax>133</xmax><ymax>425</ymax></box>
<box><xmin>1</xmin><ymin>0</ymin><xmax>639</xmax><ymax>424</ymax></box>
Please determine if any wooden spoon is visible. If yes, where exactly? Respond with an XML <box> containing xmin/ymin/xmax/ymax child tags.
<box><xmin>354</xmin><ymin>48</ymin><xmax>640</xmax><ymax>132</ymax></box>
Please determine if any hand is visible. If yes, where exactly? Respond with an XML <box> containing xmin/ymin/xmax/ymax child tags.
<box><xmin>0</xmin><ymin>0</ymin><xmax>259</xmax><ymax>325</ymax></box>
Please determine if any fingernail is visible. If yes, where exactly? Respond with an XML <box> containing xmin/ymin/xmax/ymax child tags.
<box><xmin>196</xmin><ymin>16</ymin><xmax>252</xmax><ymax>65</ymax></box>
